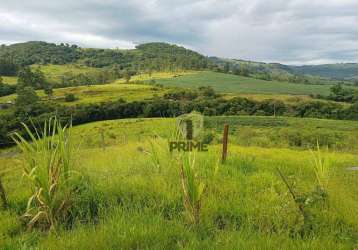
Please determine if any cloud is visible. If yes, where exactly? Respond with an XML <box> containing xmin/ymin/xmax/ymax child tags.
<box><xmin>0</xmin><ymin>0</ymin><xmax>358</xmax><ymax>64</ymax></box>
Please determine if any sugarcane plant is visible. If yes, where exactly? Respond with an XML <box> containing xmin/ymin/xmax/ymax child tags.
<box><xmin>12</xmin><ymin>118</ymin><xmax>78</xmax><ymax>231</ymax></box>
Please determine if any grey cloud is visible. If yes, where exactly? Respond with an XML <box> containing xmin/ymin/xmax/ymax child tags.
<box><xmin>0</xmin><ymin>0</ymin><xmax>358</xmax><ymax>64</ymax></box>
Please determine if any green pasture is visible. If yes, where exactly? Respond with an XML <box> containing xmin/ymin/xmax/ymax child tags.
<box><xmin>0</xmin><ymin>115</ymin><xmax>357</xmax><ymax>249</ymax></box>
<box><xmin>0</xmin><ymin>83</ymin><xmax>166</xmax><ymax>105</ymax></box>
<box><xmin>156</xmin><ymin>71</ymin><xmax>358</xmax><ymax>95</ymax></box>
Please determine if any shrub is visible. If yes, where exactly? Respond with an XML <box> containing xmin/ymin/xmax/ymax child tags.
<box><xmin>65</xmin><ymin>93</ymin><xmax>77</xmax><ymax>102</ymax></box>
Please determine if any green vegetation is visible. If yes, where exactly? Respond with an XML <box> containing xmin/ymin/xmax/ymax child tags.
<box><xmin>156</xmin><ymin>71</ymin><xmax>358</xmax><ymax>95</ymax></box>
<box><xmin>212</xmin><ymin>57</ymin><xmax>358</xmax><ymax>83</ymax></box>
<box><xmin>0</xmin><ymin>40</ymin><xmax>357</xmax><ymax>249</ymax></box>
<box><xmin>1</xmin><ymin>85</ymin><xmax>357</xmax><ymax>148</ymax></box>
<box><xmin>0</xmin><ymin>41</ymin><xmax>210</xmax><ymax>70</ymax></box>
<box><xmin>0</xmin><ymin>83</ymin><xmax>166</xmax><ymax>105</ymax></box>
<box><xmin>291</xmin><ymin>63</ymin><xmax>358</xmax><ymax>80</ymax></box>
<box><xmin>0</xmin><ymin>116</ymin><xmax>357</xmax><ymax>249</ymax></box>
<box><xmin>30</xmin><ymin>64</ymin><xmax>103</xmax><ymax>85</ymax></box>
<box><xmin>63</xmin><ymin>116</ymin><xmax>358</xmax><ymax>152</ymax></box>
<box><xmin>12</xmin><ymin>119</ymin><xmax>78</xmax><ymax>231</ymax></box>
<box><xmin>0</xmin><ymin>76</ymin><xmax>17</xmax><ymax>85</ymax></box>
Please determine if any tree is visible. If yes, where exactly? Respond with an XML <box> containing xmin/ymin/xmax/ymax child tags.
<box><xmin>198</xmin><ymin>86</ymin><xmax>216</xmax><ymax>98</ymax></box>
<box><xmin>0</xmin><ymin>58</ymin><xmax>17</xmax><ymax>76</ymax></box>
<box><xmin>124</xmin><ymin>70</ymin><xmax>131</xmax><ymax>83</ymax></box>
<box><xmin>17</xmin><ymin>67</ymin><xmax>46</xmax><ymax>89</ymax></box>
<box><xmin>44</xmin><ymin>84</ymin><xmax>53</xmax><ymax>99</ymax></box>
<box><xmin>0</xmin><ymin>76</ymin><xmax>3</xmax><ymax>85</ymax></box>
<box><xmin>33</xmin><ymin>67</ymin><xmax>46</xmax><ymax>88</ymax></box>
<box><xmin>223</xmin><ymin>62</ymin><xmax>230</xmax><ymax>73</ymax></box>
<box><xmin>65</xmin><ymin>93</ymin><xmax>77</xmax><ymax>102</ymax></box>
<box><xmin>15</xmin><ymin>86</ymin><xmax>39</xmax><ymax>108</ymax></box>
<box><xmin>240</xmin><ymin>64</ymin><xmax>250</xmax><ymax>77</ymax></box>
<box><xmin>17</xmin><ymin>67</ymin><xmax>35</xmax><ymax>88</ymax></box>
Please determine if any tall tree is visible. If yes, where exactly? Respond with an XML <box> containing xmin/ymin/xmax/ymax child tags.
<box><xmin>15</xmin><ymin>86</ymin><xmax>39</xmax><ymax>108</ymax></box>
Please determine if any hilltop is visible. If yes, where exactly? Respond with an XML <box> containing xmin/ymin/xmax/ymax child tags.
<box><xmin>0</xmin><ymin>41</ymin><xmax>210</xmax><ymax>71</ymax></box>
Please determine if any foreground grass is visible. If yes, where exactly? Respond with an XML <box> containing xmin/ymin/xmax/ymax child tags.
<box><xmin>156</xmin><ymin>71</ymin><xmax>358</xmax><ymax>95</ymax></box>
<box><xmin>1</xmin><ymin>140</ymin><xmax>357</xmax><ymax>249</ymax></box>
<box><xmin>0</xmin><ymin>116</ymin><xmax>357</xmax><ymax>249</ymax></box>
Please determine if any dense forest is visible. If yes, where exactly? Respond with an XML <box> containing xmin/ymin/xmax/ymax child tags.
<box><xmin>0</xmin><ymin>41</ymin><xmax>211</xmax><ymax>71</ymax></box>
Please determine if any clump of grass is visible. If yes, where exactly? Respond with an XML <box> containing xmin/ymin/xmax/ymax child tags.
<box><xmin>146</xmin><ymin>139</ymin><xmax>162</xmax><ymax>173</ymax></box>
<box><xmin>12</xmin><ymin>118</ymin><xmax>81</xmax><ymax>231</ymax></box>
<box><xmin>179</xmin><ymin>153</ymin><xmax>206</xmax><ymax>225</ymax></box>
<box><xmin>0</xmin><ymin>175</ymin><xmax>8</xmax><ymax>209</ymax></box>
<box><xmin>310</xmin><ymin>142</ymin><xmax>332</xmax><ymax>191</ymax></box>
<box><xmin>225</xmin><ymin>154</ymin><xmax>257</xmax><ymax>175</ymax></box>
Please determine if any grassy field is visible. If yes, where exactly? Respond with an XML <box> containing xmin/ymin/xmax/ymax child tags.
<box><xmin>0</xmin><ymin>83</ymin><xmax>166</xmax><ymax>105</ymax></box>
<box><xmin>62</xmin><ymin>116</ymin><xmax>358</xmax><ymax>152</ymax></box>
<box><xmin>115</xmin><ymin>71</ymin><xmax>197</xmax><ymax>84</ymax></box>
<box><xmin>30</xmin><ymin>64</ymin><xmax>103</xmax><ymax>84</ymax></box>
<box><xmin>156</xmin><ymin>71</ymin><xmax>358</xmax><ymax>95</ymax></box>
<box><xmin>0</xmin><ymin>116</ymin><xmax>357</xmax><ymax>249</ymax></box>
<box><xmin>0</xmin><ymin>76</ymin><xmax>18</xmax><ymax>85</ymax></box>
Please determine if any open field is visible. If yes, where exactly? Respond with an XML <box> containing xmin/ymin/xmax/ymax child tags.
<box><xmin>63</xmin><ymin>116</ymin><xmax>358</xmax><ymax>152</ymax></box>
<box><xmin>30</xmin><ymin>64</ymin><xmax>103</xmax><ymax>84</ymax></box>
<box><xmin>115</xmin><ymin>71</ymin><xmax>197</xmax><ymax>84</ymax></box>
<box><xmin>156</xmin><ymin>71</ymin><xmax>358</xmax><ymax>95</ymax></box>
<box><xmin>0</xmin><ymin>116</ymin><xmax>357</xmax><ymax>249</ymax></box>
<box><xmin>0</xmin><ymin>76</ymin><xmax>18</xmax><ymax>85</ymax></box>
<box><xmin>0</xmin><ymin>83</ymin><xmax>166</xmax><ymax>105</ymax></box>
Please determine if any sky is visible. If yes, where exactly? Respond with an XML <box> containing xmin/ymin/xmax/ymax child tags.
<box><xmin>1</xmin><ymin>0</ymin><xmax>358</xmax><ymax>65</ymax></box>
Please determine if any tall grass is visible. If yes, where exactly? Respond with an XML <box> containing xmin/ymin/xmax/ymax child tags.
<box><xmin>12</xmin><ymin>118</ymin><xmax>79</xmax><ymax>231</ymax></box>
<box><xmin>310</xmin><ymin>142</ymin><xmax>332</xmax><ymax>191</ymax></box>
<box><xmin>179</xmin><ymin>153</ymin><xmax>206</xmax><ymax>225</ymax></box>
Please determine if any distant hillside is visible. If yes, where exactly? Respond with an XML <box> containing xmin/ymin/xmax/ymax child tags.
<box><xmin>210</xmin><ymin>57</ymin><xmax>294</xmax><ymax>76</ymax></box>
<box><xmin>210</xmin><ymin>57</ymin><xmax>358</xmax><ymax>82</ymax></box>
<box><xmin>0</xmin><ymin>41</ymin><xmax>210</xmax><ymax>71</ymax></box>
<box><xmin>290</xmin><ymin>63</ymin><xmax>358</xmax><ymax>80</ymax></box>
<box><xmin>2</xmin><ymin>41</ymin><xmax>358</xmax><ymax>81</ymax></box>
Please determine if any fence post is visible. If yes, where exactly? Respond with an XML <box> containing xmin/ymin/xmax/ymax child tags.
<box><xmin>221</xmin><ymin>124</ymin><xmax>229</xmax><ymax>163</ymax></box>
<box><xmin>0</xmin><ymin>175</ymin><xmax>8</xmax><ymax>209</ymax></box>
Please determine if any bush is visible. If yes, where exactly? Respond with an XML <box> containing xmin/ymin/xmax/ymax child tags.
<box><xmin>65</xmin><ymin>93</ymin><xmax>77</xmax><ymax>102</ymax></box>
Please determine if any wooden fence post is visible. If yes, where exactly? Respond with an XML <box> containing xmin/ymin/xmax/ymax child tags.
<box><xmin>221</xmin><ymin>124</ymin><xmax>229</xmax><ymax>163</ymax></box>
<box><xmin>0</xmin><ymin>175</ymin><xmax>8</xmax><ymax>209</ymax></box>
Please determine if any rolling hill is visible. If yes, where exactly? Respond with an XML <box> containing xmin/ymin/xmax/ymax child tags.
<box><xmin>156</xmin><ymin>71</ymin><xmax>358</xmax><ymax>95</ymax></box>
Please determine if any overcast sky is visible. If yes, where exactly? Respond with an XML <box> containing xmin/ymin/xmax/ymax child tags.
<box><xmin>1</xmin><ymin>0</ymin><xmax>358</xmax><ymax>65</ymax></box>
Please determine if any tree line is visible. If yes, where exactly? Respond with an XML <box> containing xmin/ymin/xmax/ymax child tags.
<box><xmin>1</xmin><ymin>86</ymin><xmax>357</xmax><ymax>148</ymax></box>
